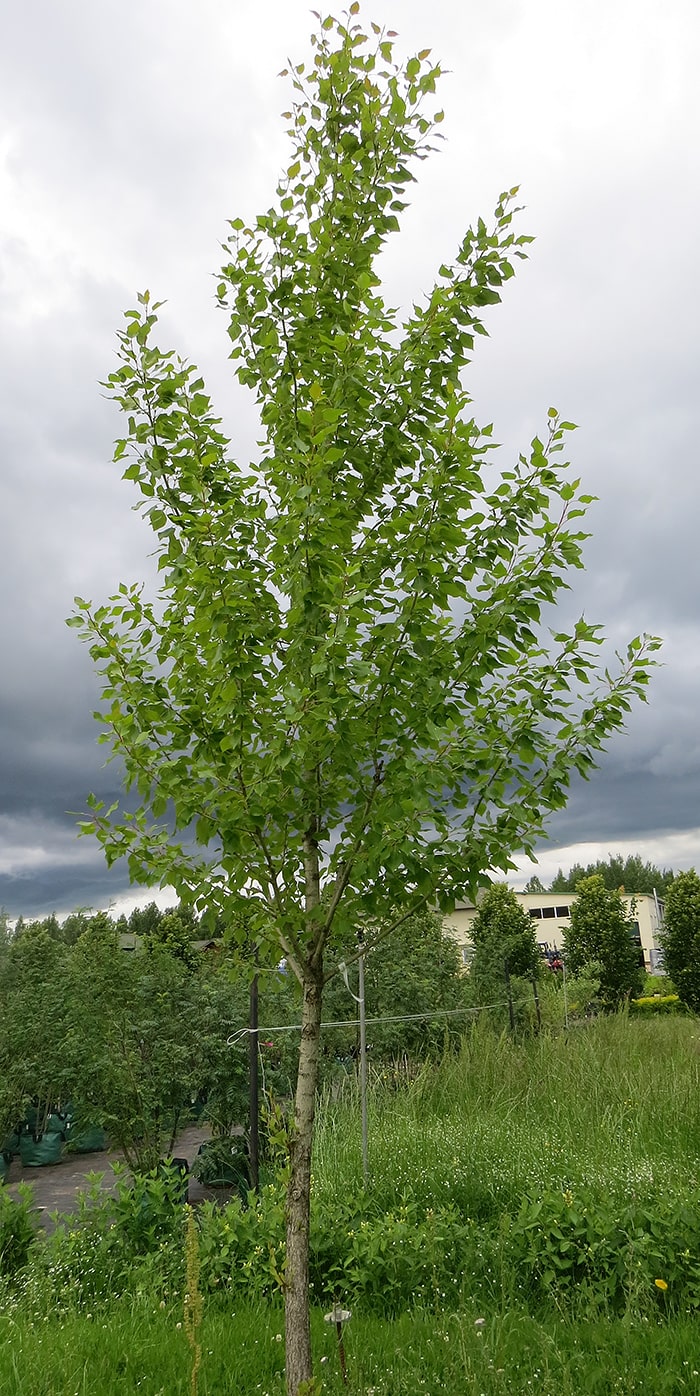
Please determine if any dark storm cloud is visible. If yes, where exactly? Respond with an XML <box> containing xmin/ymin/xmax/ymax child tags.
<box><xmin>1</xmin><ymin>0</ymin><xmax>698</xmax><ymax>915</ymax></box>
<box><xmin>0</xmin><ymin>253</ymin><xmax>152</xmax><ymax>915</ymax></box>
<box><xmin>0</xmin><ymin>813</ymin><xmax>130</xmax><ymax>920</ymax></box>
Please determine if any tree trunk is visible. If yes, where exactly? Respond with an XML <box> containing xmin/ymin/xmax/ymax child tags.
<box><xmin>285</xmin><ymin>965</ymin><xmax>323</xmax><ymax>1396</ymax></box>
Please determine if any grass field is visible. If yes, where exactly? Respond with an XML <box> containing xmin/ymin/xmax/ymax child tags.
<box><xmin>314</xmin><ymin>1014</ymin><xmax>700</xmax><ymax>1214</ymax></box>
<box><xmin>2</xmin><ymin>1301</ymin><xmax>700</xmax><ymax>1394</ymax></box>
<box><xmin>1</xmin><ymin>1015</ymin><xmax>700</xmax><ymax>1394</ymax></box>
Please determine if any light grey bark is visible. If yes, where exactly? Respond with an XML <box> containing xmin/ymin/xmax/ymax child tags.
<box><xmin>285</xmin><ymin>828</ymin><xmax>324</xmax><ymax>1395</ymax></box>
<box><xmin>284</xmin><ymin>966</ymin><xmax>323</xmax><ymax>1395</ymax></box>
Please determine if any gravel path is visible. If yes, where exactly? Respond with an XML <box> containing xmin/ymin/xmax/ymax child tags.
<box><xmin>3</xmin><ymin>1124</ymin><xmax>238</xmax><ymax>1232</ymax></box>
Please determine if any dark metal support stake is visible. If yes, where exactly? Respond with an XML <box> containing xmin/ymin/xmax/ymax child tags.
<box><xmin>532</xmin><ymin>975</ymin><xmax>542</xmax><ymax>1030</ymax></box>
<box><xmin>249</xmin><ymin>971</ymin><xmax>259</xmax><ymax>1193</ymax></box>
<box><xmin>324</xmin><ymin>1308</ymin><xmax>352</xmax><ymax>1386</ymax></box>
<box><xmin>505</xmin><ymin>965</ymin><xmax>515</xmax><ymax>1032</ymax></box>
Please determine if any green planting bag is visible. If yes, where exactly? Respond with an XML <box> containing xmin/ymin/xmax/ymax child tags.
<box><xmin>23</xmin><ymin>1110</ymin><xmax>68</xmax><ymax>1139</ymax></box>
<box><xmin>19</xmin><ymin>1131</ymin><xmax>63</xmax><ymax>1167</ymax></box>
<box><xmin>67</xmin><ymin>1124</ymin><xmax>107</xmax><ymax>1154</ymax></box>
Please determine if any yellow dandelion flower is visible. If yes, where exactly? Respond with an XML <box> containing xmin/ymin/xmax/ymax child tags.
<box><xmin>654</xmin><ymin>1279</ymin><xmax>668</xmax><ymax>1291</ymax></box>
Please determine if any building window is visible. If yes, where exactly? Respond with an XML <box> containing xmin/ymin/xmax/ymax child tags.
<box><xmin>529</xmin><ymin>908</ymin><xmax>543</xmax><ymax>918</ymax></box>
<box><xmin>542</xmin><ymin>906</ymin><xmax>556</xmax><ymax>919</ymax></box>
<box><xmin>556</xmin><ymin>906</ymin><xmax>570</xmax><ymax>918</ymax></box>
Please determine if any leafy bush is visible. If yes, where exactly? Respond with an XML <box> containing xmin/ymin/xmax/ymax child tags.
<box><xmin>630</xmin><ymin>994</ymin><xmax>682</xmax><ymax>1015</ymax></box>
<box><xmin>110</xmin><ymin>1163</ymin><xmax>187</xmax><ymax>1254</ymax></box>
<box><xmin>505</xmin><ymin>1186</ymin><xmax>700</xmax><ymax>1314</ymax></box>
<box><xmin>197</xmin><ymin>1185</ymin><xmax>286</xmax><ymax>1300</ymax></box>
<box><xmin>3</xmin><ymin>1170</ymin><xmax>186</xmax><ymax>1317</ymax></box>
<box><xmin>640</xmin><ymin>973</ymin><xmax>676</xmax><ymax>996</ymax></box>
<box><xmin>194</xmin><ymin>1185</ymin><xmax>489</xmax><ymax>1315</ymax></box>
<box><xmin>0</xmin><ymin>1184</ymin><xmax>37</xmax><ymax>1277</ymax></box>
<box><xmin>309</xmin><ymin>1195</ymin><xmax>483</xmax><ymax>1314</ymax></box>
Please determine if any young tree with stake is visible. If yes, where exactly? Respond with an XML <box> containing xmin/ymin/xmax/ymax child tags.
<box><xmin>69</xmin><ymin>11</ymin><xmax>658</xmax><ymax>1392</ymax></box>
<box><xmin>563</xmin><ymin>875</ymin><xmax>644</xmax><ymax>1007</ymax></box>
<box><xmin>469</xmin><ymin>882</ymin><xmax>541</xmax><ymax>1027</ymax></box>
<box><xmin>661</xmin><ymin>869</ymin><xmax>700</xmax><ymax>1011</ymax></box>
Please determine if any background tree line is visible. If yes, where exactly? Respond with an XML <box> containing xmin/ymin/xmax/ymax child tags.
<box><xmin>0</xmin><ymin>904</ymin><xmax>469</xmax><ymax>1174</ymax></box>
<box><xmin>546</xmin><ymin>853</ymin><xmax>675</xmax><ymax>895</ymax></box>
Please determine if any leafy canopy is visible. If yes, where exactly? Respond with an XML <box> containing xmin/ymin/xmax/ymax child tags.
<box><xmin>68</xmin><ymin>11</ymin><xmax>658</xmax><ymax>982</ymax></box>
<box><xmin>563</xmin><ymin>875</ymin><xmax>644</xmax><ymax>1007</ymax></box>
<box><xmin>661</xmin><ymin>869</ymin><xmax>700</xmax><ymax>1012</ymax></box>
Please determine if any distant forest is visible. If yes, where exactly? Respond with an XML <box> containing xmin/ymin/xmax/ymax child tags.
<box><xmin>527</xmin><ymin>854</ymin><xmax>676</xmax><ymax>897</ymax></box>
<box><xmin>0</xmin><ymin>900</ymin><xmax>208</xmax><ymax>949</ymax></box>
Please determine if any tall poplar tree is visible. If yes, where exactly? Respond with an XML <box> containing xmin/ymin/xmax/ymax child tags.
<box><xmin>563</xmin><ymin>875</ymin><xmax>644</xmax><ymax>1006</ymax></box>
<box><xmin>69</xmin><ymin>11</ymin><xmax>658</xmax><ymax>1390</ymax></box>
<box><xmin>470</xmin><ymin>882</ymin><xmax>541</xmax><ymax>1024</ymax></box>
<box><xmin>662</xmin><ymin>869</ymin><xmax>700</xmax><ymax>1010</ymax></box>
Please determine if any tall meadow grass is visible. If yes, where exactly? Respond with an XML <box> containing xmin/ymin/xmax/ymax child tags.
<box><xmin>313</xmin><ymin>1015</ymin><xmax>700</xmax><ymax>1215</ymax></box>
<box><xmin>2</xmin><ymin>1300</ymin><xmax>700</xmax><ymax>1394</ymax></box>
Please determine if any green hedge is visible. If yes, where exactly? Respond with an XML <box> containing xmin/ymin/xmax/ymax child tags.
<box><xmin>629</xmin><ymin>994</ymin><xmax>683</xmax><ymax>1015</ymax></box>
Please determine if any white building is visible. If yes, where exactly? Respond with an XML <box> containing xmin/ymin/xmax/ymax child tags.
<box><xmin>444</xmin><ymin>890</ymin><xmax>665</xmax><ymax>974</ymax></box>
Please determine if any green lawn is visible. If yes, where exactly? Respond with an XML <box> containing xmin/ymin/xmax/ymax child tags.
<box><xmin>2</xmin><ymin>1302</ymin><xmax>700</xmax><ymax>1394</ymax></box>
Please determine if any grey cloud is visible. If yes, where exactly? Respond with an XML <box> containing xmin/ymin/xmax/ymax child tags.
<box><xmin>0</xmin><ymin>811</ymin><xmax>136</xmax><ymax>918</ymax></box>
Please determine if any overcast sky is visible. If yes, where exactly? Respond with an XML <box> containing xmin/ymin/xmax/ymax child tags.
<box><xmin>1</xmin><ymin>0</ymin><xmax>698</xmax><ymax>918</ymax></box>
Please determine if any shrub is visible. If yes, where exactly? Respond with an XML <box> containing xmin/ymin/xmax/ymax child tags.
<box><xmin>196</xmin><ymin>1185</ymin><xmax>285</xmax><ymax>1300</ymax></box>
<box><xmin>0</xmin><ymin>1184</ymin><xmax>37</xmax><ymax>1278</ymax></box>
<box><xmin>630</xmin><ymin>995</ymin><xmax>682</xmax><ymax>1015</ymax></box>
<box><xmin>7</xmin><ymin>1171</ymin><xmax>186</xmax><ymax>1316</ymax></box>
<box><xmin>110</xmin><ymin>1163</ymin><xmax>187</xmax><ymax>1254</ymax></box>
<box><xmin>310</xmin><ymin>1196</ymin><xmax>481</xmax><ymax>1314</ymax></box>
<box><xmin>505</xmin><ymin>1186</ymin><xmax>700</xmax><ymax>1314</ymax></box>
